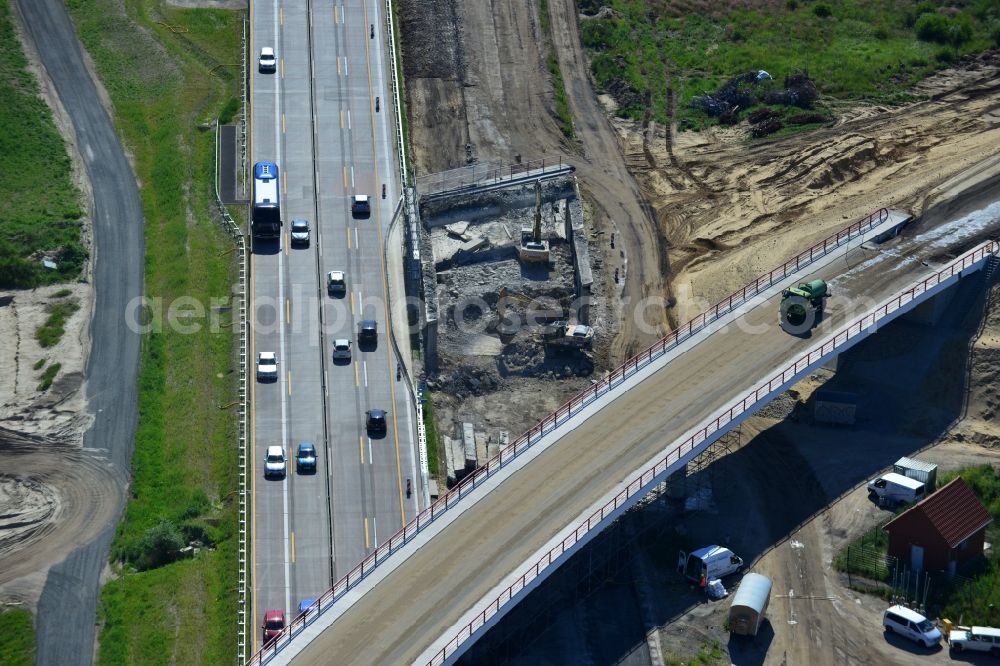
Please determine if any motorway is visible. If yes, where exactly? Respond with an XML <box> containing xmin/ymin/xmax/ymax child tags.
<box><xmin>286</xmin><ymin>185</ymin><xmax>1000</xmax><ymax>663</ymax></box>
<box><xmin>250</xmin><ymin>0</ymin><xmax>415</xmax><ymax>650</ymax></box>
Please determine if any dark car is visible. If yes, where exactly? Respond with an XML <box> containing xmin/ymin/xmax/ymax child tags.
<box><xmin>358</xmin><ymin>319</ymin><xmax>378</xmax><ymax>343</ymax></box>
<box><xmin>290</xmin><ymin>218</ymin><xmax>310</xmax><ymax>246</ymax></box>
<box><xmin>366</xmin><ymin>409</ymin><xmax>387</xmax><ymax>434</ymax></box>
<box><xmin>262</xmin><ymin>609</ymin><xmax>285</xmax><ymax>644</ymax></box>
<box><xmin>296</xmin><ymin>442</ymin><xmax>317</xmax><ymax>473</ymax></box>
<box><xmin>351</xmin><ymin>194</ymin><xmax>371</xmax><ymax>218</ymax></box>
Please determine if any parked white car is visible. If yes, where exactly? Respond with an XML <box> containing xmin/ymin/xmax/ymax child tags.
<box><xmin>257</xmin><ymin>352</ymin><xmax>278</xmax><ymax>381</ymax></box>
<box><xmin>949</xmin><ymin>625</ymin><xmax>1000</xmax><ymax>654</ymax></box>
<box><xmin>883</xmin><ymin>605</ymin><xmax>941</xmax><ymax>648</ymax></box>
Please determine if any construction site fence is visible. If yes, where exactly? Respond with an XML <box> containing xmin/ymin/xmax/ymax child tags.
<box><xmin>416</xmin><ymin>156</ymin><xmax>569</xmax><ymax>197</ymax></box>
<box><xmin>245</xmin><ymin>207</ymin><xmax>928</xmax><ymax>665</ymax></box>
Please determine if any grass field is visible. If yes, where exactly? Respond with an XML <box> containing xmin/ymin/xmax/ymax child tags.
<box><xmin>578</xmin><ymin>0</ymin><xmax>999</xmax><ymax>130</ymax></box>
<box><xmin>0</xmin><ymin>2</ymin><xmax>84</xmax><ymax>288</ymax></box>
<box><xmin>0</xmin><ymin>608</ymin><xmax>35</xmax><ymax>666</ymax></box>
<box><xmin>62</xmin><ymin>0</ymin><xmax>242</xmax><ymax>662</ymax></box>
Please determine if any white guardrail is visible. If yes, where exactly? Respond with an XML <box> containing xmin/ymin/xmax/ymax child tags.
<box><xmin>385</xmin><ymin>0</ymin><xmax>407</xmax><ymax>187</ymax></box>
<box><xmin>227</xmin><ymin>10</ymin><xmax>250</xmax><ymax>664</ymax></box>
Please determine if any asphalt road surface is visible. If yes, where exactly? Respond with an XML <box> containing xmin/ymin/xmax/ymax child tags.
<box><xmin>250</xmin><ymin>0</ymin><xmax>414</xmax><ymax>650</ymax></box>
<box><xmin>289</xmin><ymin>185</ymin><xmax>1000</xmax><ymax>663</ymax></box>
<box><xmin>14</xmin><ymin>1</ymin><xmax>144</xmax><ymax>664</ymax></box>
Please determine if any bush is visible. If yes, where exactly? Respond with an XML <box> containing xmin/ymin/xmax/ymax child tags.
<box><xmin>916</xmin><ymin>12</ymin><xmax>974</xmax><ymax>46</ymax></box>
<box><xmin>37</xmin><ymin>362</ymin><xmax>61</xmax><ymax>391</ymax></box>
<box><xmin>785</xmin><ymin>0</ymin><xmax>799</xmax><ymax>10</ymax></box>
<box><xmin>813</xmin><ymin>4</ymin><xmax>832</xmax><ymax>19</ymax></box>
<box><xmin>135</xmin><ymin>519</ymin><xmax>185</xmax><ymax>570</ymax></box>
<box><xmin>35</xmin><ymin>302</ymin><xmax>79</xmax><ymax>348</ymax></box>
<box><xmin>218</xmin><ymin>96</ymin><xmax>239</xmax><ymax>124</ymax></box>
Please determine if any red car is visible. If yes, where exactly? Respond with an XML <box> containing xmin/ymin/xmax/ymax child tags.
<box><xmin>262</xmin><ymin>609</ymin><xmax>285</xmax><ymax>644</ymax></box>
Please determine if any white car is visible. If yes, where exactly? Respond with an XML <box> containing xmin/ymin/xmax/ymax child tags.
<box><xmin>883</xmin><ymin>605</ymin><xmax>941</xmax><ymax>648</ymax></box>
<box><xmin>259</xmin><ymin>47</ymin><xmax>276</xmax><ymax>73</ymax></box>
<box><xmin>332</xmin><ymin>339</ymin><xmax>352</xmax><ymax>360</ymax></box>
<box><xmin>256</xmin><ymin>351</ymin><xmax>278</xmax><ymax>381</ymax></box>
<box><xmin>327</xmin><ymin>270</ymin><xmax>346</xmax><ymax>295</ymax></box>
<box><xmin>264</xmin><ymin>445</ymin><xmax>286</xmax><ymax>478</ymax></box>
<box><xmin>949</xmin><ymin>625</ymin><xmax>1000</xmax><ymax>653</ymax></box>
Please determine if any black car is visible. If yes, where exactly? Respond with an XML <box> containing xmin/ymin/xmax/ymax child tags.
<box><xmin>358</xmin><ymin>319</ymin><xmax>378</xmax><ymax>342</ymax></box>
<box><xmin>366</xmin><ymin>409</ymin><xmax>387</xmax><ymax>434</ymax></box>
<box><xmin>296</xmin><ymin>442</ymin><xmax>317</xmax><ymax>472</ymax></box>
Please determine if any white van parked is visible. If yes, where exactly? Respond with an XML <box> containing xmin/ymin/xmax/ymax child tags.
<box><xmin>678</xmin><ymin>546</ymin><xmax>743</xmax><ymax>583</ymax></box>
<box><xmin>868</xmin><ymin>472</ymin><xmax>926</xmax><ymax>506</ymax></box>
<box><xmin>883</xmin><ymin>605</ymin><xmax>941</xmax><ymax>648</ymax></box>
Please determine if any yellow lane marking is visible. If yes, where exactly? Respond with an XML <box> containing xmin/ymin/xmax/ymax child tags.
<box><xmin>349</xmin><ymin>291</ymin><xmax>355</xmax><ymax>315</ymax></box>
<box><xmin>337</xmin><ymin>57</ymin><xmax>341</xmax><ymax>76</ymax></box>
<box><xmin>287</xmin><ymin>371</ymin><xmax>292</xmax><ymax>396</ymax></box>
<box><xmin>281</xmin><ymin>113</ymin><xmax>286</xmax><ymax>133</ymax></box>
<box><xmin>342</xmin><ymin>165</ymin><xmax>348</xmax><ymax>189</ymax></box>
<box><xmin>340</xmin><ymin>109</ymin><xmax>344</xmax><ymax>129</ymax></box>
<box><xmin>279</xmin><ymin>7</ymin><xmax>283</xmax><ymax>25</ymax></box>
<box><xmin>359</xmin><ymin>435</ymin><xmax>365</xmax><ymax>464</ymax></box>
<box><xmin>280</xmin><ymin>58</ymin><xmax>284</xmax><ymax>79</ymax></box>
<box><xmin>285</xmin><ymin>298</ymin><xmax>290</xmax><ymax>324</ymax></box>
<box><xmin>284</xmin><ymin>233</ymin><xmax>288</xmax><ymax>256</ymax></box>
<box><xmin>354</xmin><ymin>360</ymin><xmax>360</xmax><ymax>386</ymax></box>
<box><xmin>363</xmin><ymin>517</ymin><xmax>370</xmax><ymax>549</ymax></box>
<box><xmin>346</xmin><ymin>226</ymin><xmax>351</xmax><ymax>249</ymax></box>
<box><xmin>290</xmin><ymin>532</ymin><xmax>295</xmax><ymax>563</ymax></box>
<box><xmin>282</xmin><ymin>170</ymin><xmax>287</xmax><ymax>194</ymax></box>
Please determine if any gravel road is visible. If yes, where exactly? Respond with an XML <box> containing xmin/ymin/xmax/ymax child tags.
<box><xmin>14</xmin><ymin>0</ymin><xmax>143</xmax><ymax>663</ymax></box>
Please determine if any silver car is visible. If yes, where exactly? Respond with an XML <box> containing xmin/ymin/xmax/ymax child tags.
<box><xmin>290</xmin><ymin>218</ymin><xmax>310</xmax><ymax>246</ymax></box>
<box><xmin>264</xmin><ymin>445</ymin><xmax>286</xmax><ymax>478</ymax></box>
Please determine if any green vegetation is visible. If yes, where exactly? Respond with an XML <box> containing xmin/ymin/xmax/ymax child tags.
<box><xmin>540</xmin><ymin>0</ymin><xmax>575</xmax><ymax>138</ymax></box>
<box><xmin>0</xmin><ymin>2</ymin><xmax>85</xmax><ymax>288</ymax></box>
<box><xmin>38</xmin><ymin>362</ymin><xmax>62</xmax><ymax>392</ymax></box>
<box><xmin>61</xmin><ymin>0</ymin><xmax>241</xmax><ymax>662</ymax></box>
<box><xmin>0</xmin><ymin>607</ymin><xmax>35</xmax><ymax>666</ymax></box>
<box><xmin>578</xmin><ymin>0</ymin><xmax>999</xmax><ymax>131</ymax></box>
<box><xmin>33</xmin><ymin>358</ymin><xmax>46</xmax><ymax>371</ymax></box>
<box><xmin>665</xmin><ymin>640</ymin><xmax>724</xmax><ymax>666</ymax></box>
<box><xmin>51</xmin><ymin>288</ymin><xmax>73</xmax><ymax>298</ymax></box>
<box><xmin>939</xmin><ymin>464</ymin><xmax>1000</xmax><ymax>625</ymax></box>
<box><xmin>36</xmin><ymin>302</ymin><xmax>80</xmax><ymax>348</ymax></box>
